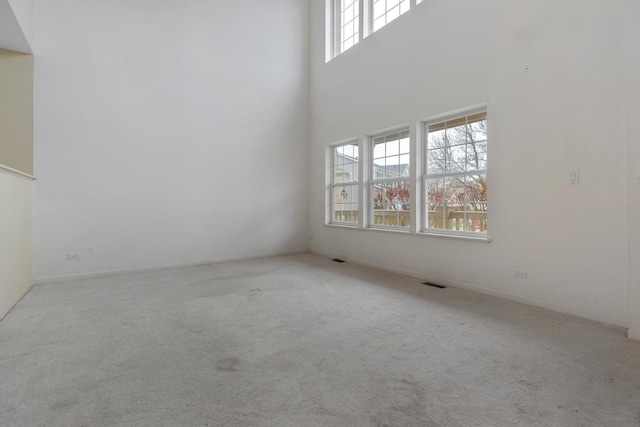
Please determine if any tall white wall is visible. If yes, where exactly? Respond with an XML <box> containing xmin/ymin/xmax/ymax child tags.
<box><xmin>626</xmin><ymin>0</ymin><xmax>640</xmax><ymax>339</ymax></box>
<box><xmin>33</xmin><ymin>0</ymin><xmax>310</xmax><ymax>280</ymax></box>
<box><xmin>310</xmin><ymin>0</ymin><xmax>634</xmax><ymax>327</ymax></box>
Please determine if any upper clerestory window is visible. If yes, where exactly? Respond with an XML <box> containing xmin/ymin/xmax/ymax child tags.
<box><xmin>331</xmin><ymin>0</ymin><xmax>361</xmax><ymax>56</ymax></box>
<box><xmin>328</xmin><ymin>0</ymin><xmax>424</xmax><ymax>61</ymax></box>
<box><xmin>371</xmin><ymin>0</ymin><xmax>410</xmax><ymax>32</ymax></box>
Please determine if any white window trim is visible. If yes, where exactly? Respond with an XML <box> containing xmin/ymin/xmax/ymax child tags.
<box><xmin>328</xmin><ymin>0</ymin><xmax>421</xmax><ymax>61</ymax></box>
<box><xmin>368</xmin><ymin>127</ymin><xmax>412</xmax><ymax>231</ymax></box>
<box><xmin>329</xmin><ymin>140</ymin><xmax>360</xmax><ymax>227</ymax></box>
<box><xmin>421</xmin><ymin>106</ymin><xmax>489</xmax><ymax>238</ymax></box>
<box><xmin>368</xmin><ymin>0</ymin><xmax>414</xmax><ymax>34</ymax></box>
<box><xmin>325</xmin><ymin>106</ymin><xmax>492</xmax><ymax>244</ymax></box>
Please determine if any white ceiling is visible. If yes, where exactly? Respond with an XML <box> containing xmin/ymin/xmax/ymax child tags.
<box><xmin>0</xmin><ymin>0</ymin><xmax>31</xmax><ymax>53</ymax></box>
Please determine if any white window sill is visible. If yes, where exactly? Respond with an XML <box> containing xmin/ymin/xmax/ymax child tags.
<box><xmin>324</xmin><ymin>223</ymin><xmax>491</xmax><ymax>243</ymax></box>
<box><xmin>326</xmin><ymin>223</ymin><xmax>359</xmax><ymax>230</ymax></box>
<box><xmin>418</xmin><ymin>230</ymin><xmax>491</xmax><ymax>243</ymax></box>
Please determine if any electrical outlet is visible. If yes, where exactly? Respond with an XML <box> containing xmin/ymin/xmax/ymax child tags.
<box><xmin>513</xmin><ymin>269</ymin><xmax>527</xmax><ymax>279</ymax></box>
<box><xmin>67</xmin><ymin>252</ymin><xmax>81</xmax><ymax>261</ymax></box>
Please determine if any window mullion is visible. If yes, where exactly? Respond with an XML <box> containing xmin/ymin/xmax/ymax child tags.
<box><xmin>409</xmin><ymin>123</ymin><xmax>419</xmax><ymax>233</ymax></box>
<box><xmin>359</xmin><ymin>135</ymin><xmax>367</xmax><ymax>229</ymax></box>
<box><xmin>333</xmin><ymin>0</ymin><xmax>341</xmax><ymax>57</ymax></box>
<box><xmin>359</xmin><ymin>0</ymin><xmax>366</xmax><ymax>41</ymax></box>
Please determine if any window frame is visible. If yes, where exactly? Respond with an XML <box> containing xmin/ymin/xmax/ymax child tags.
<box><xmin>328</xmin><ymin>0</ymin><xmax>421</xmax><ymax>60</ymax></box>
<box><xmin>369</xmin><ymin>0</ymin><xmax>412</xmax><ymax>34</ymax></box>
<box><xmin>330</xmin><ymin>0</ymin><xmax>363</xmax><ymax>59</ymax></box>
<box><xmin>330</xmin><ymin>140</ymin><xmax>360</xmax><ymax>227</ymax></box>
<box><xmin>369</xmin><ymin>128</ymin><xmax>412</xmax><ymax>231</ymax></box>
<box><xmin>421</xmin><ymin>108</ymin><xmax>488</xmax><ymax>238</ymax></box>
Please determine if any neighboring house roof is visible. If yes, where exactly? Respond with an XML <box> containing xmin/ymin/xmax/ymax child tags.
<box><xmin>374</xmin><ymin>163</ymin><xmax>409</xmax><ymax>178</ymax></box>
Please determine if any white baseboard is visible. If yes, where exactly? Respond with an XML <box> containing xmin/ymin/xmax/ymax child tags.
<box><xmin>0</xmin><ymin>281</ymin><xmax>33</xmax><ymax>321</ymax></box>
<box><xmin>34</xmin><ymin>250</ymin><xmax>310</xmax><ymax>285</ymax></box>
<box><xmin>628</xmin><ymin>329</ymin><xmax>640</xmax><ymax>341</ymax></box>
<box><xmin>310</xmin><ymin>249</ymin><xmax>624</xmax><ymax>329</ymax></box>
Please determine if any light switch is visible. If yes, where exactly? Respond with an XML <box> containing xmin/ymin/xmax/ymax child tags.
<box><xmin>568</xmin><ymin>170</ymin><xmax>579</xmax><ymax>184</ymax></box>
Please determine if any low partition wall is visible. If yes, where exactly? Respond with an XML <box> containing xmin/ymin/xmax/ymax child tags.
<box><xmin>0</xmin><ymin>164</ymin><xmax>33</xmax><ymax>320</ymax></box>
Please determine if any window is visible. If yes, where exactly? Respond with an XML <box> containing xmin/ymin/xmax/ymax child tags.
<box><xmin>331</xmin><ymin>142</ymin><xmax>360</xmax><ymax>225</ymax></box>
<box><xmin>326</xmin><ymin>106</ymin><xmax>488</xmax><ymax>241</ymax></box>
<box><xmin>328</xmin><ymin>0</ymin><xmax>421</xmax><ymax>60</ymax></box>
<box><xmin>371</xmin><ymin>0</ymin><xmax>410</xmax><ymax>32</ymax></box>
<box><xmin>371</xmin><ymin>129</ymin><xmax>411</xmax><ymax>228</ymax></box>
<box><xmin>331</xmin><ymin>0</ymin><xmax>361</xmax><ymax>57</ymax></box>
<box><xmin>423</xmin><ymin>111</ymin><xmax>488</xmax><ymax>235</ymax></box>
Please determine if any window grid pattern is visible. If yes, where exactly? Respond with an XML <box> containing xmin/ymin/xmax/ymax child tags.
<box><xmin>372</xmin><ymin>0</ymin><xmax>410</xmax><ymax>32</ymax></box>
<box><xmin>332</xmin><ymin>143</ymin><xmax>360</xmax><ymax>225</ymax></box>
<box><xmin>334</xmin><ymin>0</ymin><xmax>360</xmax><ymax>55</ymax></box>
<box><xmin>424</xmin><ymin>112</ymin><xmax>488</xmax><ymax>234</ymax></box>
<box><xmin>371</xmin><ymin>130</ymin><xmax>411</xmax><ymax>228</ymax></box>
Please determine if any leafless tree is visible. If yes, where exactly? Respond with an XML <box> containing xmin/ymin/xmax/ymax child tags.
<box><xmin>426</xmin><ymin>118</ymin><xmax>487</xmax><ymax>212</ymax></box>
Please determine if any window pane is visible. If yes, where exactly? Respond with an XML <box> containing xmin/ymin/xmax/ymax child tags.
<box><xmin>426</xmin><ymin>178</ymin><xmax>445</xmax><ymax>229</ymax></box>
<box><xmin>400</xmin><ymin>137</ymin><xmax>410</xmax><ymax>154</ymax></box>
<box><xmin>447</xmin><ymin>144</ymin><xmax>466</xmax><ymax>173</ymax></box>
<box><xmin>371</xmin><ymin>129</ymin><xmax>411</xmax><ymax>227</ymax></box>
<box><xmin>467</xmin><ymin>118</ymin><xmax>487</xmax><ymax>143</ymax></box>
<box><xmin>400</xmin><ymin>0</ymin><xmax>410</xmax><ymax>14</ymax></box>
<box><xmin>427</xmin><ymin>148</ymin><xmax>445</xmax><ymax>175</ymax></box>
<box><xmin>386</xmin><ymin>155</ymin><xmax>400</xmax><ymax>168</ymax></box>
<box><xmin>387</xmin><ymin>6</ymin><xmax>400</xmax><ymax>22</ymax></box>
<box><xmin>447</xmin><ymin>123</ymin><xmax>467</xmax><ymax>146</ymax></box>
<box><xmin>334</xmin><ymin>205</ymin><xmax>358</xmax><ymax>223</ymax></box>
<box><xmin>335</xmin><ymin>0</ymin><xmax>360</xmax><ymax>55</ymax></box>
<box><xmin>386</xmin><ymin>139</ymin><xmax>400</xmax><ymax>156</ymax></box>
<box><xmin>373</xmin><ymin>181</ymin><xmax>409</xmax><ymax>227</ymax></box>
<box><xmin>372</xmin><ymin>130</ymin><xmax>410</xmax><ymax>179</ymax></box>
<box><xmin>371</xmin><ymin>0</ymin><xmax>410</xmax><ymax>33</ymax></box>
<box><xmin>428</xmin><ymin>128</ymin><xmax>446</xmax><ymax>150</ymax></box>
<box><xmin>332</xmin><ymin>142</ymin><xmax>359</xmax><ymax>225</ymax></box>
<box><xmin>465</xmin><ymin>174</ymin><xmax>487</xmax><ymax>232</ymax></box>
<box><xmin>399</xmin><ymin>154</ymin><xmax>410</xmax><ymax>176</ymax></box>
<box><xmin>424</xmin><ymin>111</ymin><xmax>487</xmax><ymax>233</ymax></box>
<box><xmin>444</xmin><ymin>176</ymin><xmax>466</xmax><ymax>231</ymax></box>
<box><xmin>374</xmin><ymin>0</ymin><xmax>385</xmax><ymax>19</ymax></box>
<box><xmin>334</xmin><ymin>143</ymin><xmax>359</xmax><ymax>183</ymax></box>
<box><xmin>373</xmin><ymin>17</ymin><xmax>385</xmax><ymax>31</ymax></box>
<box><xmin>465</xmin><ymin>174</ymin><xmax>487</xmax><ymax>212</ymax></box>
<box><xmin>466</xmin><ymin>140</ymin><xmax>487</xmax><ymax>172</ymax></box>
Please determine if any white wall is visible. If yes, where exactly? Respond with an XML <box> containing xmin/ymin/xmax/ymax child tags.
<box><xmin>626</xmin><ymin>0</ymin><xmax>640</xmax><ymax>339</ymax></box>
<box><xmin>310</xmin><ymin>0</ymin><xmax>634</xmax><ymax>327</ymax></box>
<box><xmin>33</xmin><ymin>0</ymin><xmax>310</xmax><ymax>280</ymax></box>
<box><xmin>0</xmin><ymin>169</ymin><xmax>33</xmax><ymax>320</ymax></box>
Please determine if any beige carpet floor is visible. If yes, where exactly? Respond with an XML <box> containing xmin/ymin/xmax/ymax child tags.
<box><xmin>1</xmin><ymin>253</ymin><xmax>639</xmax><ymax>426</ymax></box>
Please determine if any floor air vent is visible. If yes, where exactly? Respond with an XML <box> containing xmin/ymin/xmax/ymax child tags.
<box><xmin>422</xmin><ymin>282</ymin><xmax>447</xmax><ymax>289</ymax></box>
<box><xmin>333</xmin><ymin>259</ymin><xmax>346</xmax><ymax>263</ymax></box>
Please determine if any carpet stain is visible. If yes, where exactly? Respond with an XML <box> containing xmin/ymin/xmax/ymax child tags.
<box><xmin>369</xmin><ymin>378</ymin><xmax>437</xmax><ymax>426</ymax></box>
<box><xmin>216</xmin><ymin>357</ymin><xmax>240</xmax><ymax>372</ymax></box>
<box><xmin>49</xmin><ymin>400</ymin><xmax>77</xmax><ymax>411</ymax></box>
